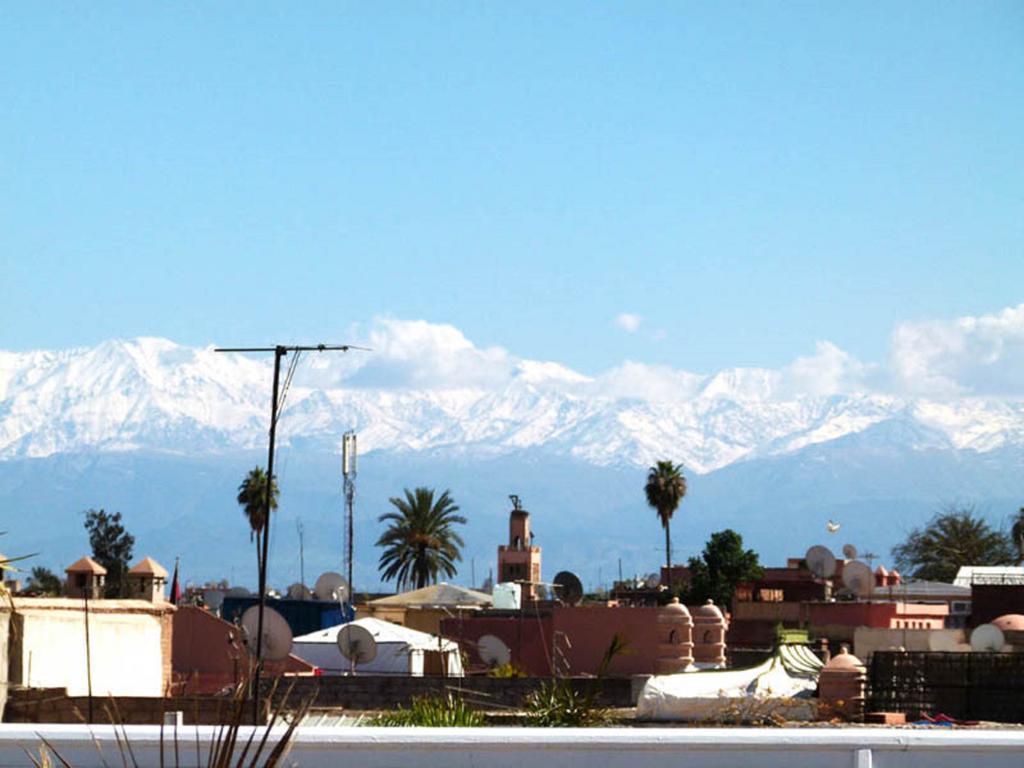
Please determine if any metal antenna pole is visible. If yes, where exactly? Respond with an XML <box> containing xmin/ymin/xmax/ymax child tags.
<box><xmin>297</xmin><ymin>519</ymin><xmax>305</xmax><ymax>597</ymax></box>
<box><xmin>214</xmin><ymin>342</ymin><xmax>369</xmax><ymax>726</ymax></box>
<box><xmin>343</xmin><ymin>431</ymin><xmax>357</xmax><ymax>597</ymax></box>
<box><xmin>254</xmin><ymin>344</ymin><xmax>283</xmax><ymax>723</ymax></box>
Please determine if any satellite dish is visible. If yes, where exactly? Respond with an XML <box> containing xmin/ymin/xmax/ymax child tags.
<box><xmin>970</xmin><ymin>623</ymin><xmax>1006</xmax><ymax>653</ymax></box>
<box><xmin>477</xmin><ymin>634</ymin><xmax>511</xmax><ymax>668</ymax></box>
<box><xmin>286</xmin><ymin>582</ymin><xmax>311</xmax><ymax>600</ymax></box>
<box><xmin>337</xmin><ymin>623</ymin><xmax>378</xmax><ymax>667</ymax></box>
<box><xmin>842</xmin><ymin>544</ymin><xmax>858</xmax><ymax>561</ymax></box>
<box><xmin>842</xmin><ymin>561</ymin><xmax>873</xmax><ymax>598</ymax></box>
<box><xmin>314</xmin><ymin>572</ymin><xmax>350</xmax><ymax>603</ymax></box>
<box><xmin>644</xmin><ymin>574</ymin><xmax>660</xmax><ymax>590</ymax></box>
<box><xmin>240</xmin><ymin>606</ymin><xmax>293</xmax><ymax>661</ymax></box>
<box><xmin>805</xmin><ymin>546</ymin><xmax>837</xmax><ymax>579</ymax></box>
<box><xmin>553</xmin><ymin>571</ymin><xmax>584</xmax><ymax>606</ymax></box>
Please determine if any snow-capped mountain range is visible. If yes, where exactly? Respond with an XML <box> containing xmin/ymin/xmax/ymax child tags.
<box><xmin>2</xmin><ymin>335</ymin><xmax>1024</xmax><ymax>474</ymax></box>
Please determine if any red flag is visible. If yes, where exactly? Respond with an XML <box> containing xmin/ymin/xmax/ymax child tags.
<box><xmin>170</xmin><ymin>558</ymin><xmax>181</xmax><ymax>605</ymax></box>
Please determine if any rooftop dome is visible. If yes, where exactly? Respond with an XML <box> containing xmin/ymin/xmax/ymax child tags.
<box><xmin>691</xmin><ymin>599</ymin><xmax>725</xmax><ymax>619</ymax></box>
<box><xmin>825</xmin><ymin>647</ymin><xmax>865</xmax><ymax>671</ymax></box>
<box><xmin>65</xmin><ymin>556</ymin><xmax>107</xmax><ymax>575</ymax></box>
<box><xmin>992</xmin><ymin>614</ymin><xmax>1024</xmax><ymax>632</ymax></box>
<box><xmin>660</xmin><ymin>597</ymin><xmax>691</xmax><ymax>616</ymax></box>
<box><xmin>128</xmin><ymin>557</ymin><xmax>168</xmax><ymax>578</ymax></box>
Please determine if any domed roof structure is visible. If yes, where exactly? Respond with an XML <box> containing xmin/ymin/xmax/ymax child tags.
<box><xmin>660</xmin><ymin>597</ymin><xmax>691</xmax><ymax>616</ymax></box>
<box><xmin>991</xmin><ymin>614</ymin><xmax>1024</xmax><ymax>632</ymax></box>
<box><xmin>691</xmin><ymin>599</ymin><xmax>724</xmax><ymax>619</ymax></box>
<box><xmin>824</xmin><ymin>647</ymin><xmax>865</xmax><ymax>671</ymax></box>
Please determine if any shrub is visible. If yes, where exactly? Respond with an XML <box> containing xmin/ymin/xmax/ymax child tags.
<box><xmin>371</xmin><ymin>693</ymin><xmax>485</xmax><ymax>727</ymax></box>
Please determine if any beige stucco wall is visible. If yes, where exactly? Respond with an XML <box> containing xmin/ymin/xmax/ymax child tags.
<box><xmin>854</xmin><ymin>626</ymin><xmax>968</xmax><ymax>661</ymax></box>
<box><xmin>10</xmin><ymin>599</ymin><xmax>170</xmax><ymax>697</ymax></box>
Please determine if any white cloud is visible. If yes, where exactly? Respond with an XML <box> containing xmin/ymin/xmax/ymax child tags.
<box><xmin>344</xmin><ymin>317</ymin><xmax>516</xmax><ymax>390</ymax></box>
<box><xmin>592</xmin><ymin>362</ymin><xmax>705</xmax><ymax>401</ymax></box>
<box><xmin>615</xmin><ymin>313</ymin><xmax>643</xmax><ymax>333</ymax></box>
<box><xmin>779</xmin><ymin>341</ymin><xmax>871</xmax><ymax>398</ymax></box>
<box><xmin>889</xmin><ymin>304</ymin><xmax>1024</xmax><ymax>397</ymax></box>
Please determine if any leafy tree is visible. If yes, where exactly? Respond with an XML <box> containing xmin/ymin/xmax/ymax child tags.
<box><xmin>892</xmin><ymin>507</ymin><xmax>1016</xmax><ymax>583</ymax></box>
<box><xmin>27</xmin><ymin>566</ymin><xmax>63</xmax><ymax>596</ymax></box>
<box><xmin>1011</xmin><ymin>507</ymin><xmax>1024</xmax><ymax>565</ymax></box>
<box><xmin>237</xmin><ymin>467</ymin><xmax>279</xmax><ymax>572</ymax></box>
<box><xmin>644</xmin><ymin>460</ymin><xmax>687</xmax><ymax>576</ymax></box>
<box><xmin>376</xmin><ymin>488</ymin><xmax>466</xmax><ymax>590</ymax></box>
<box><xmin>83</xmin><ymin>509</ymin><xmax>135</xmax><ymax>598</ymax></box>
<box><xmin>686</xmin><ymin>529</ymin><xmax>764</xmax><ymax>609</ymax></box>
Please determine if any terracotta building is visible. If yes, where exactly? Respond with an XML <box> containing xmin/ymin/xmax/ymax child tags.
<box><xmin>497</xmin><ymin>495</ymin><xmax>542</xmax><ymax>601</ymax></box>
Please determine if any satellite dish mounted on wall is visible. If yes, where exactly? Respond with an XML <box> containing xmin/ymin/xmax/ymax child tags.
<box><xmin>337</xmin><ymin>623</ymin><xmax>378</xmax><ymax>673</ymax></box>
<box><xmin>314</xmin><ymin>571</ymin><xmax>350</xmax><ymax>603</ymax></box>
<box><xmin>970</xmin><ymin>623</ymin><xmax>1006</xmax><ymax>653</ymax></box>
<box><xmin>842</xmin><ymin>561</ymin><xmax>873</xmax><ymax>598</ymax></box>
<box><xmin>240</xmin><ymin>606</ymin><xmax>294</xmax><ymax>661</ymax></box>
<box><xmin>553</xmin><ymin>571</ymin><xmax>584</xmax><ymax>606</ymax></box>
<box><xmin>477</xmin><ymin>634</ymin><xmax>512</xmax><ymax>668</ymax></box>
<box><xmin>804</xmin><ymin>545</ymin><xmax>837</xmax><ymax>579</ymax></box>
<box><xmin>842</xmin><ymin>544</ymin><xmax>858</xmax><ymax>561</ymax></box>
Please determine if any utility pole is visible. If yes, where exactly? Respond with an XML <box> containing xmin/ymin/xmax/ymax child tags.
<box><xmin>215</xmin><ymin>343</ymin><xmax>367</xmax><ymax>724</ymax></box>
<box><xmin>297</xmin><ymin>519</ymin><xmax>305</xmax><ymax>596</ymax></box>
<box><xmin>342</xmin><ymin>431</ymin><xmax>357</xmax><ymax>597</ymax></box>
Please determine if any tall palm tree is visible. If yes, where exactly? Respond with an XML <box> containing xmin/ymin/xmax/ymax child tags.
<box><xmin>376</xmin><ymin>487</ymin><xmax>466</xmax><ymax>590</ymax></box>
<box><xmin>645</xmin><ymin>460</ymin><xmax>687</xmax><ymax>578</ymax></box>
<box><xmin>1011</xmin><ymin>507</ymin><xmax>1024</xmax><ymax>565</ymax></box>
<box><xmin>237</xmin><ymin>467</ymin><xmax>279</xmax><ymax>572</ymax></box>
<box><xmin>892</xmin><ymin>506</ymin><xmax>1016</xmax><ymax>582</ymax></box>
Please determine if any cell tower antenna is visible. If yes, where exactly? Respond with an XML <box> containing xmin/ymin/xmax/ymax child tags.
<box><xmin>342</xmin><ymin>431</ymin><xmax>358</xmax><ymax>597</ymax></box>
<box><xmin>214</xmin><ymin>342</ymin><xmax>368</xmax><ymax>724</ymax></box>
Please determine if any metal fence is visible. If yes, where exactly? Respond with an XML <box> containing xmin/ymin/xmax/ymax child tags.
<box><xmin>869</xmin><ymin>651</ymin><xmax>1024</xmax><ymax>723</ymax></box>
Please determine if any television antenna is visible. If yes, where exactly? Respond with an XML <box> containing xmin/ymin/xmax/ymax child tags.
<box><xmin>477</xmin><ymin>634</ymin><xmax>512</xmax><ymax>668</ymax></box>
<box><xmin>240</xmin><ymin>606</ymin><xmax>293</xmax><ymax>661</ymax></box>
<box><xmin>215</xmin><ymin>342</ymin><xmax>368</xmax><ymax>722</ymax></box>
<box><xmin>342</xmin><ymin>431</ymin><xmax>357</xmax><ymax>597</ymax></box>
<box><xmin>970</xmin><ymin>623</ymin><xmax>1006</xmax><ymax>653</ymax></box>
<box><xmin>842</xmin><ymin>561</ymin><xmax>874</xmax><ymax>598</ymax></box>
<box><xmin>314</xmin><ymin>571</ymin><xmax>350</xmax><ymax>604</ymax></box>
<box><xmin>337</xmin><ymin>623</ymin><xmax>378</xmax><ymax>674</ymax></box>
<box><xmin>553</xmin><ymin>571</ymin><xmax>584</xmax><ymax>606</ymax></box>
<box><xmin>804</xmin><ymin>545</ymin><xmax>837</xmax><ymax>579</ymax></box>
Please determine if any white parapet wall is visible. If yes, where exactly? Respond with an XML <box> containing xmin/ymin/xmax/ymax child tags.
<box><xmin>1</xmin><ymin>725</ymin><xmax>1023</xmax><ymax>768</ymax></box>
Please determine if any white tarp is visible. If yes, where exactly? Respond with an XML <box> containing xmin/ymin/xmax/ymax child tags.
<box><xmin>636</xmin><ymin>649</ymin><xmax>821</xmax><ymax>722</ymax></box>
<box><xmin>292</xmin><ymin>617</ymin><xmax>464</xmax><ymax>677</ymax></box>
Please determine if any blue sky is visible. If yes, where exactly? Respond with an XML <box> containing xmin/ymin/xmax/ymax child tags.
<box><xmin>3</xmin><ymin>3</ymin><xmax>1022</xmax><ymax>375</ymax></box>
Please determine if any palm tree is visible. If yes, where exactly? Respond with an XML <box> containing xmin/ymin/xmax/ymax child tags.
<box><xmin>892</xmin><ymin>506</ymin><xmax>1016</xmax><ymax>582</ymax></box>
<box><xmin>237</xmin><ymin>467</ymin><xmax>279</xmax><ymax>572</ymax></box>
<box><xmin>1011</xmin><ymin>507</ymin><xmax>1024</xmax><ymax>565</ymax></box>
<box><xmin>645</xmin><ymin>460</ymin><xmax>687</xmax><ymax>578</ymax></box>
<box><xmin>376</xmin><ymin>487</ymin><xmax>466</xmax><ymax>590</ymax></box>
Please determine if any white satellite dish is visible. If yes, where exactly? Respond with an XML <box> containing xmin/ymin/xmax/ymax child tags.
<box><xmin>842</xmin><ymin>561</ymin><xmax>874</xmax><ymax>598</ymax></box>
<box><xmin>644</xmin><ymin>574</ymin><xmax>660</xmax><ymax>590</ymax></box>
<box><xmin>841</xmin><ymin>544</ymin><xmax>858</xmax><ymax>561</ymax></box>
<box><xmin>805</xmin><ymin>545</ymin><xmax>837</xmax><ymax>579</ymax></box>
<box><xmin>970</xmin><ymin>623</ymin><xmax>1006</xmax><ymax>653</ymax></box>
<box><xmin>477</xmin><ymin>634</ymin><xmax>511</xmax><ymax>668</ymax></box>
<box><xmin>240</xmin><ymin>606</ymin><xmax>293</xmax><ymax>661</ymax></box>
<box><xmin>337</xmin><ymin>623</ymin><xmax>378</xmax><ymax>668</ymax></box>
<box><xmin>314</xmin><ymin>572</ymin><xmax>350</xmax><ymax>603</ymax></box>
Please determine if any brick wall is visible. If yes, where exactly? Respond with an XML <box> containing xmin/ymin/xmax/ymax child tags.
<box><xmin>266</xmin><ymin>676</ymin><xmax>636</xmax><ymax>711</ymax></box>
<box><xmin>4</xmin><ymin>688</ymin><xmax>232</xmax><ymax>725</ymax></box>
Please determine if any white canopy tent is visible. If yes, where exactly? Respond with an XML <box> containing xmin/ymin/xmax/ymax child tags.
<box><xmin>292</xmin><ymin>617</ymin><xmax>464</xmax><ymax>677</ymax></box>
<box><xmin>636</xmin><ymin>645</ymin><xmax>823</xmax><ymax>722</ymax></box>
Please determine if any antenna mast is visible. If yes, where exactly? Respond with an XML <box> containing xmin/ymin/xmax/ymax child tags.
<box><xmin>215</xmin><ymin>342</ymin><xmax>368</xmax><ymax>724</ymax></box>
<box><xmin>342</xmin><ymin>431</ymin><xmax>357</xmax><ymax>598</ymax></box>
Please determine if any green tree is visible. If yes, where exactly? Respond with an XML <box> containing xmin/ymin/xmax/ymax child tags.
<box><xmin>686</xmin><ymin>529</ymin><xmax>764</xmax><ymax>609</ymax></box>
<box><xmin>83</xmin><ymin>509</ymin><xmax>135</xmax><ymax>598</ymax></box>
<box><xmin>237</xmin><ymin>467</ymin><xmax>279</xmax><ymax>572</ymax></box>
<box><xmin>27</xmin><ymin>566</ymin><xmax>63</xmax><ymax>596</ymax></box>
<box><xmin>376</xmin><ymin>488</ymin><xmax>466</xmax><ymax>590</ymax></box>
<box><xmin>1011</xmin><ymin>507</ymin><xmax>1024</xmax><ymax>565</ymax></box>
<box><xmin>644</xmin><ymin>461</ymin><xmax>687</xmax><ymax>576</ymax></box>
<box><xmin>892</xmin><ymin>507</ymin><xmax>1016</xmax><ymax>583</ymax></box>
